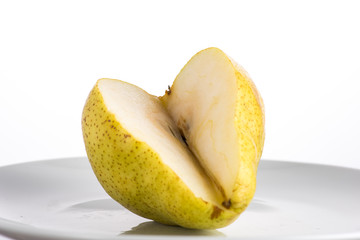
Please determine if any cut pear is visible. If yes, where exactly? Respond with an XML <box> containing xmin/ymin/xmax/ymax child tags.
<box><xmin>82</xmin><ymin>47</ymin><xmax>265</xmax><ymax>229</ymax></box>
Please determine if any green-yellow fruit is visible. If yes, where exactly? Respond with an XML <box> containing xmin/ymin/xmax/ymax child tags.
<box><xmin>81</xmin><ymin>47</ymin><xmax>265</xmax><ymax>229</ymax></box>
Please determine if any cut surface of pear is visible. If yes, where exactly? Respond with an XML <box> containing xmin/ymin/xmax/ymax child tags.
<box><xmin>161</xmin><ymin>47</ymin><xmax>264</xmax><ymax>205</ymax></box>
<box><xmin>82</xmin><ymin>47</ymin><xmax>265</xmax><ymax>229</ymax></box>
<box><xmin>161</xmin><ymin>49</ymin><xmax>240</xmax><ymax>201</ymax></box>
<box><xmin>97</xmin><ymin>79</ymin><xmax>222</xmax><ymax>204</ymax></box>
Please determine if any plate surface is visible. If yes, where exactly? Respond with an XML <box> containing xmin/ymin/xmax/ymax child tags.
<box><xmin>0</xmin><ymin>157</ymin><xmax>359</xmax><ymax>240</ymax></box>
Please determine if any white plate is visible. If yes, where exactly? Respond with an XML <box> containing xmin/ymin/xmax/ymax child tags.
<box><xmin>0</xmin><ymin>157</ymin><xmax>359</xmax><ymax>240</ymax></box>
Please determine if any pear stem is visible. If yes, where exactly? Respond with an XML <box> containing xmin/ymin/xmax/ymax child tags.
<box><xmin>222</xmin><ymin>199</ymin><xmax>231</xmax><ymax>209</ymax></box>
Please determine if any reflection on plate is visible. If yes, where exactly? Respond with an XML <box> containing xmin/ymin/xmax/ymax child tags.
<box><xmin>0</xmin><ymin>157</ymin><xmax>359</xmax><ymax>240</ymax></box>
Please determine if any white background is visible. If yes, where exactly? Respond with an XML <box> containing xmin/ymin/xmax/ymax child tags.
<box><xmin>0</xmin><ymin>0</ymin><xmax>359</xmax><ymax>169</ymax></box>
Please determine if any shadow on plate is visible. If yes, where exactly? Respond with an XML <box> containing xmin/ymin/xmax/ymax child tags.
<box><xmin>65</xmin><ymin>198</ymin><xmax>122</xmax><ymax>211</ymax></box>
<box><xmin>246</xmin><ymin>199</ymin><xmax>277</xmax><ymax>212</ymax></box>
<box><xmin>120</xmin><ymin>221</ymin><xmax>225</xmax><ymax>237</ymax></box>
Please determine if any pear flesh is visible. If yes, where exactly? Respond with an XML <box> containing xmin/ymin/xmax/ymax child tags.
<box><xmin>161</xmin><ymin>49</ymin><xmax>240</xmax><ymax>202</ymax></box>
<box><xmin>98</xmin><ymin>79</ymin><xmax>221</xmax><ymax>204</ymax></box>
<box><xmin>82</xmin><ymin>47</ymin><xmax>265</xmax><ymax>229</ymax></box>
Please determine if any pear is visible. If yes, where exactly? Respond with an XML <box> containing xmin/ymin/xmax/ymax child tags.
<box><xmin>81</xmin><ymin>47</ymin><xmax>265</xmax><ymax>229</ymax></box>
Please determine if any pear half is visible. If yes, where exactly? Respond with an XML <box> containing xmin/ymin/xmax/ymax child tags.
<box><xmin>82</xmin><ymin>47</ymin><xmax>265</xmax><ymax>229</ymax></box>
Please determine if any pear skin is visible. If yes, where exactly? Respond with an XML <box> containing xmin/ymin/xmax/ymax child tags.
<box><xmin>82</xmin><ymin>48</ymin><xmax>265</xmax><ymax>229</ymax></box>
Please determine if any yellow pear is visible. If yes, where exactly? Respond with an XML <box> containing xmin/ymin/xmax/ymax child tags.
<box><xmin>81</xmin><ymin>47</ymin><xmax>265</xmax><ymax>229</ymax></box>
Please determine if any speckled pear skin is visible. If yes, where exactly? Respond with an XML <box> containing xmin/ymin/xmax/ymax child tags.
<box><xmin>230</xmin><ymin>56</ymin><xmax>265</xmax><ymax>209</ymax></box>
<box><xmin>81</xmin><ymin>82</ymin><xmax>239</xmax><ymax>229</ymax></box>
